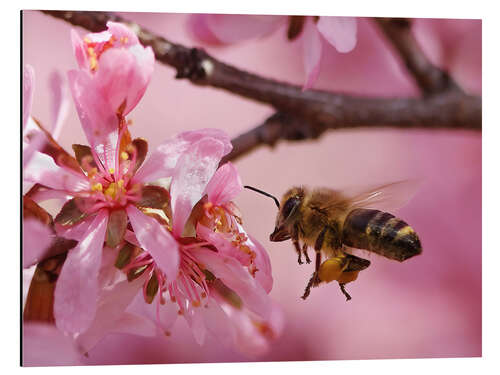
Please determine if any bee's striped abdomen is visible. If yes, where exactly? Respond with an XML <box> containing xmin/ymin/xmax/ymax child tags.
<box><xmin>342</xmin><ymin>208</ymin><xmax>422</xmax><ymax>261</ymax></box>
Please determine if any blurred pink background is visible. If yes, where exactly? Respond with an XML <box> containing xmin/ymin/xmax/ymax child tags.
<box><xmin>22</xmin><ymin>11</ymin><xmax>481</xmax><ymax>363</ymax></box>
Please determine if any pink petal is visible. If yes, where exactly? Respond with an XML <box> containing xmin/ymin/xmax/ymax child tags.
<box><xmin>106</xmin><ymin>21</ymin><xmax>139</xmax><ymax>46</ymax></box>
<box><xmin>195</xmin><ymin>248</ymin><xmax>273</xmax><ymax>320</ymax></box>
<box><xmin>205</xmin><ymin>14</ymin><xmax>285</xmax><ymax>44</ymax></box>
<box><xmin>30</xmin><ymin>189</ymin><xmax>72</xmax><ymax>205</ymax></box>
<box><xmin>111</xmin><ymin>312</ymin><xmax>157</xmax><ymax>337</ymax></box>
<box><xmin>210</xmin><ymin>294</ymin><xmax>270</xmax><ymax>357</ymax></box>
<box><xmin>179</xmin><ymin>128</ymin><xmax>233</xmax><ymax>155</ymax></box>
<box><xmin>316</xmin><ymin>16</ymin><xmax>357</xmax><ymax>53</ymax></box>
<box><xmin>170</xmin><ymin>138</ymin><xmax>226</xmax><ymax>237</ymax></box>
<box><xmin>133</xmin><ymin>128</ymin><xmax>232</xmax><ymax>184</ymax></box>
<box><xmin>48</xmin><ymin>70</ymin><xmax>70</xmax><ymax>140</ymax></box>
<box><xmin>196</xmin><ymin>224</ymin><xmax>252</xmax><ymax>266</ymax></box>
<box><xmin>98</xmin><ymin>246</ymin><xmax>121</xmax><ymax>287</ymax></box>
<box><xmin>124</xmin><ymin>229</ymin><xmax>141</xmax><ymax>247</ymax></box>
<box><xmin>55</xmin><ymin>213</ymin><xmax>96</xmax><ymax>241</ymax></box>
<box><xmin>94</xmin><ymin>46</ymin><xmax>154</xmax><ymax>116</ymax></box>
<box><xmin>54</xmin><ymin>210</ymin><xmax>109</xmax><ymax>333</ymax></box>
<box><xmin>205</xmin><ymin>162</ymin><xmax>243</xmax><ymax>205</ymax></box>
<box><xmin>71</xmin><ymin>29</ymin><xmax>87</xmax><ymax>70</ymax></box>
<box><xmin>68</xmin><ymin>69</ymin><xmax>119</xmax><ymax>171</ymax></box>
<box><xmin>85</xmin><ymin>29</ymin><xmax>113</xmax><ymax>44</ymax></box>
<box><xmin>302</xmin><ymin>18</ymin><xmax>323</xmax><ymax>90</ymax></box>
<box><xmin>184</xmin><ymin>304</ymin><xmax>207</xmax><ymax>345</ymax></box>
<box><xmin>187</xmin><ymin>14</ymin><xmax>225</xmax><ymax>45</ymax></box>
<box><xmin>23</xmin><ymin>151</ymin><xmax>89</xmax><ymax>192</ymax></box>
<box><xmin>210</xmin><ymin>289</ymin><xmax>284</xmax><ymax>357</ymax></box>
<box><xmin>128</xmin><ymin>291</ymin><xmax>178</xmax><ymax>334</ymax></box>
<box><xmin>22</xmin><ymin>323</ymin><xmax>81</xmax><ymax>366</ymax></box>
<box><xmin>23</xmin><ymin>65</ymin><xmax>35</xmax><ymax>130</ymax></box>
<box><xmin>23</xmin><ymin>219</ymin><xmax>54</xmax><ymax>268</ymax></box>
<box><xmin>22</xmin><ymin>129</ymin><xmax>47</xmax><ymax>168</ymax></box>
<box><xmin>126</xmin><ymin>205</ymin><xmax>180</xmax><ymax>281</ymax></box>
<box><xmin>199</xmin><ymin>297</ymin><xmax>236</xmax><ymax>347</ymax></box>
<box><xmin>75</xmin><ymin>275</ymin><xmax>146</xmax><ymax>353</ymax></box>
<box><xmin>245</xmin><ymin>232</ymin><xmax>273</xmax><ymax>293</ymax></box>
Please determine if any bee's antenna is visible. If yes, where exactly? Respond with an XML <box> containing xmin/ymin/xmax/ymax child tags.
<box><xmin>244</xmin><ymin>185</ymin><xmax>280</xmax><ymax>209</ymax></box>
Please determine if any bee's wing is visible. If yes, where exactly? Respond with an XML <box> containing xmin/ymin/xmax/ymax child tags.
<box><xmin>343</xmin><ymin>180</ymin><xmax>422</xmax><ymax>212</ymax></box>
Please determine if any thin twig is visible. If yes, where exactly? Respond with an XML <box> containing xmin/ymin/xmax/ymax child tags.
<box><xmin>41</xmin><ymin>10</ymin><xmax>481</xmax><ymax>132</ymax></box>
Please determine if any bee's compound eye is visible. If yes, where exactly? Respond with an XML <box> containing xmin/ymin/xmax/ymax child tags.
<box><xmin>282</xmin><ymin>197</ymin><xmax>300</xmax><ymax>219</ymax></box>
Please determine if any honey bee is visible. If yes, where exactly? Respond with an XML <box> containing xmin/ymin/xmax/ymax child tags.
<box><xmin>245</xmin><ymin>181</ymin><xmax>422</xmax><ymax>301</ymax></box>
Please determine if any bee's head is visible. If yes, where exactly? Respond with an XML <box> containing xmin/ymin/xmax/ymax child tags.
<box><xmin>270</xmin><ymin>186</ymin><xmax>305</xmax><ymax>242</ymax></box>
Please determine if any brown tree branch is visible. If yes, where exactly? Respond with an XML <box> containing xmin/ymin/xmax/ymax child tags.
<box><xmin>41</xmin><ymin>10</ymin><xmax>481</xmax><ymax>134</ymax></box>
<box><xmin>374</xmin><ymin>18</ymin><xmax>461</xmax><ymax>95</ymax></box>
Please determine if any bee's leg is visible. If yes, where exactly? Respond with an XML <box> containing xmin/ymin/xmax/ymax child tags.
<box><xmin>312</xmin><ymin>227</ymin><xmax>326</xmax><ymax>282</ymax></box>
<box><xmin>301</xmin><ymin>272</ymin><xmax>316</xmax><ymax>300</ymax></box>
<box><xmin>291</xmin><ymin>225</ymin><xmax>303</xmax><ymax>265</ymax></box>
<box><xmin>301</xmin><ymin>228</ymin><xmax>326</xmax><ymax>300</ymax></box>
<box><xmin>302</xmin><ymin>243</ymin><xmax>311</xmax><ymax>264</ymax></box>
<box><xmin>339</xmin><ymin>283</ymin><xmax>352</xmax><ymax>301</ymax></box>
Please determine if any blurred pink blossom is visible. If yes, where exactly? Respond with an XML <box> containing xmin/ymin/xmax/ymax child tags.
<box><xmin>23</xmin><ymin>64</ymin><xmax>71</xmax><ymax>270</ymax></box>
<box><xmin>188</xmin><ymin>14</ymin><xmax>357</xmax><ymax>89</ymax></box>
<box><xmin>22</xmin><ymin>65</ymin><xmax>45</xmax><ymax>168</ymax></box>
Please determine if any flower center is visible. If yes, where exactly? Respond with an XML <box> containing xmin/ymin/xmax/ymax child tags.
<box><xmin>121</xmin><ymin>240</ymin><xmax>212</xmax><ymax>335</ymax></box>
<box><xmin>83</xmin><ymin>35</ymin><xmax>117</xmax><ymax>72</ymax></box>
<box><xmin>200</xmin><ymin>202</ymin><xmax>257</xmax><ymax>275</ymax></box>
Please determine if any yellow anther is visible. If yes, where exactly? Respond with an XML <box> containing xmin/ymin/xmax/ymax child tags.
<box><xmin>104</xmin><ymin>182</ymin><xmax>118</xmax><ymax>199</ymax></box>
<box><xmin>120</xmin><ymin>151</ymin><xmax>129</xmax><ymax>160</ymax></box>
<box><xmin>91</xmin><ymin>183</ymin><xmax>103</xmax><ymax>192</ymax></box>
<box><xmin>120</xmin><ymin>36</ymin><xmax>129</xmax><ymax>44</ymax></box>
<box><xmin>87</xmin><ymin>47</ymin><xmax>98</xmax><ymax>71</ymax></box>
<box><xmin>117</xmin><ymin>179</ymin><xmax>125</xmax><ymax>188</ymax></box>
<box><xmin>83</xmin><ymin>37</ymin><xmax>92</xmax><ymax>44</ymax></box>
<box><xmin>108</xmin><ymin>168</ymin><xmax>115</xmax><ymax>174</ymax></box>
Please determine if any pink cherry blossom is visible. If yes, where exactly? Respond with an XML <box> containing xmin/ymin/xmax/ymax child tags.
<box><xmin>70</xmin><ymin>21</ymin><xmax>154</xmax><ymax>117</ymax></box>
<box><xmin>23</xmin><ymin>22</ymin><xmax>163</xmax><ymax>334</ymax></box>
<box><xmin>23</xmin><ymin>20</ymin><xmax>282</xmax><ymax>360</ymax></box>
<box><xmin>23</xmin><ymin>126</ymin><xmax>235</xmax><ymax>333</ymax></box>
<box><xmin>110</xmin><ymin>160</ymin><xmax>282</xmax><ymax>356</ymax></box>
<box><xmin>23</xmin><ymin>65</ymin><xmax>70</xmax><ymax>181</ymax></box>
<box><xmin>188</xmin><ymin>14</ymin><xmax>357</xmax><ymax>89</ymax></box>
